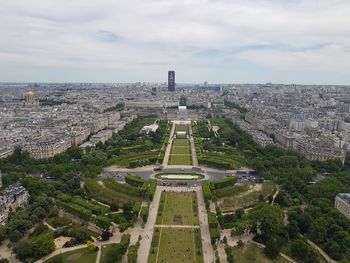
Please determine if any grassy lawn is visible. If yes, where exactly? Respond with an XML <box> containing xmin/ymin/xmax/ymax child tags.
<box><xmin>171</xmin><ymin>146</ymin><xmax>190</xmax><ymax>155</ymax></box>
<box><xmin>100</xmin><ymin>244</ymin><xmax>119</xmax><ymax>263</ymax></box>
<box><xmin>148</xmin><ymin>227</ymin><xmax>203</xmax><ymax>263</ymax></box>
<box><xmin>169</xmin><ymin>139</ymin><xmax>192</xmax><ymax>165</ymax></box>
<box><xmin>232</xmin><ymin>244</ymin><xmax>290</xmax><ymax>263</ymax></box>
<box><xmin>169</xmin><ymin>154</ymin><xmax>192</xmax><ymax>165</ymax></box>
<box><xmin>220</xmin><ymin>182</ymin><xmax>275</xmax><ymax>212</ymax></box>
<box><xmin>45</xmin><ymin>248</ymin><xmax>97</xmax><ymax>263</ymax></box>
<box><xmin>156</xmin><ymin>191</ymin><xmax>199</xmax><ymax>225</ymax></box>
<box><xmin>175</xmin><ymin>124</ymin><xmax>188</xmax><ymax>132</ymax></box>
<box><xmin>172</xmin><ymin>139</ymin><xmax>190</xmax><ymax>147</ymax></box>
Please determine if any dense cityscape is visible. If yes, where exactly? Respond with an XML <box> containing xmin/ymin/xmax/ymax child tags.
<box><xmin>1</xmin><ymin>0</ymin><xmax>350</xmax><ymax>263</ymax></box>
<box><xmin>0</xmin><ymin>73</ymin><xmax>349</xmax><ymax>263</ymax></box>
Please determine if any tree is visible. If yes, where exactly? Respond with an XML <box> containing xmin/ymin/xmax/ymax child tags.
<box><xmin>291</xmin><ymin>239</ymin><xmax>309</xmax><ymax>260</ymax></box>
<box><xmin>0</xmin><ymin>225</ymin><xmax>7</xmax><ymax>243</ymax></box>
<box><xmin>10</xmin><ymin>229</ymin><xmax>23</xmax><ymax>242</ymax></box>
<box><xmin>123</xmin><ymin>202</ymin><xmax>133</xmax><ymax>220</ymax></box>
<box><xmin>235</xmin><ymin>208</ymin><xmax>244</xmax><ymax>219</ymax></box>
<box><xmin>248</xmin><ymin>204</ymin><xmax>284</xmax><ymax>241</ymax></box>
<box><xmin>32</xmin><ymin>235</ymin><xmax>55</xmax><ymax>258</ymax></box>
<box><xmin>102</xmin><ymin>231</ymin><xmax>112</xmax><ymax>241</ymax></box>
<box><xmin>287</xmin><ymin>220</ymin><xmax>299</xmax><ymax>240</ymax></box>
<box><xmin>87</xmin><ymin>240</ymin><xmax>96</xmax><ymax>252</ymax></box>
<box><xmin>225</xmin><ymin>245</ymin><xmax>234</xmax><ymax>263</ymax></box>
<box><xmin>291</xmin><ymin>239</ymin><xmax>319</xmax><ymax>263</ymax></box>
<box><xmin>13</xmin><ymin>240</ymin><xmax>34</xmax><ymax>261</ymax></box>
<box><xmin>265</xmin><ymin>237</ymin><xmax>279</xmax><ymax>259</ymax></box>
<box><xmin>309</xmin><ymin>217</ymin><xmax>328</xmax><ymax>244</ymax></box>
<box><xmin>105</xmin><ymin>244</ymin><xmax>123</xmax><ymax>263</ymax></box>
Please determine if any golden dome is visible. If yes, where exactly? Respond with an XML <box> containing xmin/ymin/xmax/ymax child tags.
<box><xmin>26</xmin><ymin>90</ymin><xmax>34</xmax><ymax>97</ymax></box>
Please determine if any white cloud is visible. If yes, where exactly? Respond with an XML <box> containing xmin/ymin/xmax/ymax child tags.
<box><xmin>0</xmin><ymin>0</ymin><xmax>350</xmax><ymax>83</ymax></box>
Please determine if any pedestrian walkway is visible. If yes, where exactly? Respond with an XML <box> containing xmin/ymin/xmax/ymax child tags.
<box><xmin>137</xmin><ymin>186</ymin><xmax>162</xmax><ymax>263</ymax></box>
<box><xmin>196</xmin><ymin>187</ymin><xmax>215</xmax><ymax>263</ymax></box>
<box><xmin>188</xmin><ymin>124</ymin><xmax>198</xmax><ymax>166</ymax></box>
<box><xmin>162</xmin><ymin>122</ymin><xmax>175</xmax><ymax>166</ymax></box>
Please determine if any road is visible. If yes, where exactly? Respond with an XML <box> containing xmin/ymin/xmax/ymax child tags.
<box><xmin>196</xmin><ymin>186</ymin><xmax>215</xmax><ymax>263</ymax></box>
<box><xmin>101</xmin><ymin>165</ymin><xmax>233</xmax><ymax>182</ymax></box>
<box><xmin>162</xmin><ymin>122</ymin><xmax>176</xmax><ymax>166</ymax></box>
<box><xmin>188</xmin><ymin>124</ymin><xmax>198</xmax><ymax>166</ymax></box>
<box><xmin>137</xmin><ymin>186</ymin><xmax>162</xmax><ymax>263</ymax></box>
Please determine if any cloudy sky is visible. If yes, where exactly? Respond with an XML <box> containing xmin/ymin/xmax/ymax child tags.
<box><xmin>1</xmin><ymin>0</ymin><xmax>350</xmax><ymax>84</ymax></box>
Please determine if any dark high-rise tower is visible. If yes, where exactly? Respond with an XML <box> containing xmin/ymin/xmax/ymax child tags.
<box><xmin>168</xmin><ymin>71</ymin><xmax>175</xmax><ymax>92</ymax></box>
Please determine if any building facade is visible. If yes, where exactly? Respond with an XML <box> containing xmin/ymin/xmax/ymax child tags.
<box><xmin>335</xmin><ymin>193</ymin><xmax>350</xmax><ymax>219</ymax></box>
<box><xmin>168</xmin><ymin>71</ymin><xmax>175</xmax><ymax>92</ymax></box>
<box><xmin>0</xmin><ymin>184</ymin><xmax>29</xmax><ymax>225</ymax></box>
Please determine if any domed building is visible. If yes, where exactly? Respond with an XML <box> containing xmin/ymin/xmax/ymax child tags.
<box><xmin>24</xmin><ymin>88</ymin><xmax>39</xmax><ymax>107</ymax></box>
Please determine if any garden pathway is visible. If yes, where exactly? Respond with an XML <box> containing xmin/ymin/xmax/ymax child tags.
<box><xmin>188</xmin><ymin>123</ymin><xmax>198</xmax><ymax>166</ymax></box>
<box><xmin>137</xmin><ymin>186</ymin><xmax>162</xmax><ymax>263</ymax></box>
<box><xmin>162</xmin><ymin>122</ymin><xmax>175</xmax><ymax>166</ymax></box>
<box><xmin>197</xmin><ymin>187</ymin><xmax>215</xmax><ymax>263</ymax></box>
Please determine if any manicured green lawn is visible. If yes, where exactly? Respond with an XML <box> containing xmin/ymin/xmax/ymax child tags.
<box><xmin>220</xmin><ymin>182</ymin><xmax>275</xmax><ymax>212</ymax></box>
<box><xmin>45</xmin><ymin>248</ymin><xmax>97</xmax><ymax>263</ymax></box>
<box><xmin>175</xmin><ymin>124</ymin><xmax>188</xmax><ymax>132</ymax></box>
<box><xmin>232</xmin><ymin>244</ymin><xmax>290</xmax><ymax>263</ymax></box>
<box><xmin>100</xmin><ymin>244</ymin><xmax>119</xmax><ymax>263</ymax></box>
<box><xmin>156</xmin><ymin>191</ymin><xmax>199</xmax><ymax>225</ymax></box>
<box><xmin>172</xmin><ymin>139</ymin><xmax>190</xmax><ymax>147</ymax></box>
<box><xmin>148</xmin><ymin>227</ymin><xmax>203</xmax><ymax>263</ymax></box>
<box><xmin>169</xmin><ymin>139</ymin><xmax>192</xmax><ymax>165</ymax></box>
<box><xmin>171</xmin><ymin>146</ymin><xmax>190</xmax><ymax>155</ymax></box>
<box><xmin>169</xmin><ymin>154</ymin><xmax>192</xmax><ymax>165</ymax></box>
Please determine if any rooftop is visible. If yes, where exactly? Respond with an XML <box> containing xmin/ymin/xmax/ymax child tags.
<box><xmin>337</xmin><ymin>193</ymin><xmax>350</xmax><ymax>204</ymax></box>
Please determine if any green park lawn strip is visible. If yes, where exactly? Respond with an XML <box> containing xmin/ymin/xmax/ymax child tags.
<box><xmin>148</xmin><ymin>227</ymin><xmax>204</xmax><ymax>263</ymax></box>
<box><xmin>45</xmin><ymin>247</ymin><xmax>97</xmax><ymax>263</ymax></box>
<box><xmin>175</xmin><ymin>124</ymin><xmax>188</xmax><ymax>132</ymax></box>
<box><xmin>172</xmin><ymin>139</ymin><xmax>190</xmax><ymax>147</ymax></box>
<box><xmin>232</xmin><ymin>244</ymin><xmax>290</xmax><ymax>263</ymax></box>
<box><xmin>156</xmin><ymin>191</ymin><xmax>199</xmax><ymax>225</ymax></box>
<box><xmin>100</xmin><ymin>244</ymin><xmax>119</xmax><ymax>263</ymax></box>
<box><xmin>169</xmin><ymin>154</ymin><xmax>192</xmax><ymax>165</ymax></box>
<box><xmin>220</xmin><ymin>182</ymin><xmax>275</xmax><ymax>212</ymax></box>
<box><xmin>171</xmin><ymin>146</ymin><xmax>190</xmax><ymax>155</ymax></box>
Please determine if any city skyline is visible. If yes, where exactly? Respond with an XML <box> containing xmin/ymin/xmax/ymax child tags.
<box><xmin>1</xmin><ymin>0</ymin><xmax>350</xmax><ymax>84</ymax></box>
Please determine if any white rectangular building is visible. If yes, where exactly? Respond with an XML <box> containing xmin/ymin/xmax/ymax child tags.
<box><xmin>335</xmin><ymin>193</ymin><xmax>350</xmax><ymax>219</ymax></box>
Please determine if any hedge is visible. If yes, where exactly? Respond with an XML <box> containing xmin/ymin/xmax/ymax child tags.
<box><xmin>211</xmin><ymin>176</ymin><xmax>237</xmax><ymax>190</ymax></box>
<box><xmin>213</xmin><ymin>184</ymin><xmax>249</xmax><ymax>198</ymax></box>
<box><xmin>104</xmin><ymin>179</ymin><xmax>144</xmax><ymax>197</ymax></box>
<box><xmin>120</xmin><ymin>233</ymin><xmax>131</xmax><ymax>254</ymax></box>
<box><xmin>140</xmin><ymin>206</ymin><xmax>149</xmax><ymax>223</ymax></box>
<box><xmin>225</xmin><ymin>245</ymin><xmax>234</xmax><ymax>263</ymax></box>
<box><xmin>199</xmin><ymin>157</ymin><xmax>232</xmax><ymax>170</ymax></box>
<box><xmin>96</xmin><ymin>216</ymin><xmax>112</xmax><ymax>230</ymax></box>
<box><xmin>57</xmin><ymin>193</ymin><xmax>109</xmax><ymax>215</ymax></box>
<box><xmin>85</xmin><ymin>178</ymin><xmax>141</xmax><ymax>210</ymax></box>
<box><xmin>127</xmin><ymin>243</ymin><xmax>139</xmax><ymax>263</ymax></box>
<box><xmin>125</xmin><ymin>175</ymin><xmax>146</xmax><ymax>187</ymax></box>
<box><xmin>146</xmin><ymin>180</ymin><xmax>157</xmax><ymax>201</ymax></box>
<box><xmin>57</xmin><ymin>200</ymin><xmax>92</xmax><ymax>221</ymax></box>
<box><xmin>202</xmin><ymin>181</ymin><xmax>212</xmax><ymax>204</ymax></box>
<box><xmin>208</xmin><ymin>212</ymin><xmax>219</xmax><ymax>229</ymax></box>
<box><xmin>209</xmin><ymin>227</ymin><xmax>220</xmax><ymax>245</ymax></box>
<box><xmin>208</xmin><ymin>211</ymin><xmax>220</xmax><ymax>244</ymax></box>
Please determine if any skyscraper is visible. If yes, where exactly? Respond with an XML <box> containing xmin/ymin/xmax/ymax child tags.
<box><xmin>168</xmin><ymin>71</ymin><xmax>175</xmax><ymax>92</ymax></box>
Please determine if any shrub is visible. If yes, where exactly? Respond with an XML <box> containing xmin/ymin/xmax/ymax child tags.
<box><xmin>211</xmin><ymin>176</ymin><xmax>238</xmax><ymax>190</ymax></box>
